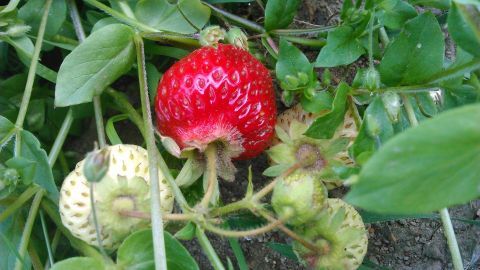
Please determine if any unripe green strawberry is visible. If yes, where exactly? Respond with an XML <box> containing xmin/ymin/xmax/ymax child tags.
<box><xmin>59</xmin><ymin>144</ymin><xmax>174</xmax><ymax>249</ymax></box>
<box><xmin>293</xmin><ymin>198</ymin><xmax>368</xmax><ymax>270</ymax></box>
<box><xmin>267</xmin><ymin>104</ymin><xmax>357</xmax><ymax>189</ymax></box>
<box><xmin>271</xmin><ymin>170</ymin><xmax>327</xmax><ymax>226</ymax></box>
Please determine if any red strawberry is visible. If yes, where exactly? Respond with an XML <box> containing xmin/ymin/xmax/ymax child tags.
<box><xmin>155</xmin><ymin>44</ymin><xmax>276</xmax><ymax>161</ymax></box>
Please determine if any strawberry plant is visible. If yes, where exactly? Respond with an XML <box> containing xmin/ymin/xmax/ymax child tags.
<box><xmin>0</xmin><ymin>0</ymin><xmax>479</xmax><ymax>270</ymax></box>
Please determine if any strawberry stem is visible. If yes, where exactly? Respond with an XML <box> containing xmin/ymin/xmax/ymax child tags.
<box><xmin>14</xmin><ymin>189</ymin><xmax>45</xmax><ymax>270</ymax></box>
<box><xmin>210</xmin><ymin>163</ymin><xmax>301</xmax><ymax>217</ymax></box>
<box><xmin>402</xmin><ymin>94</ymin><xmax>463</xmax><ymax>270</ymax></box>
<box><xmin>13</xmin><ymin>0</ymin><xmax>52</xmax><ymax>157</ymax></box>
<box><xmin>258</xmin><ymin>210</ymin><xmax>322</xmax><ymax>254</ymax></box>
<box><xmin>135</xmin><ymin>34</ymin><xmax>168</xmax><ymax>270</ymax></box>
<box><xmin>202</xmin><ymin>219</ymin><xmax>283</xmax><ymax>238</ymax></box>
<box><xmin>200</xmin><ymin>143</ymin><xmax>219</xmax><ymax>208</ymax></box>
<box><xmin>0</xmin><ymin>185</ymin><xmax>41</xmax><ymax>222</ymax></box>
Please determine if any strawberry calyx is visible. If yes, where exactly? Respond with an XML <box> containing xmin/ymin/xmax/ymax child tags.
<box><xmin>199</xmin><ymin>25</ymin><xmax>226</xmax><ymax>47</ymax></box>
<box><xmin>266</xmin><ymin>119</ymin><xmax>349</xmax><ymax>188</ymax></box>
<box><xmin>293</xmin><ymin>198</ymin><xmax>368</xmax><ymax>270</ymax></box>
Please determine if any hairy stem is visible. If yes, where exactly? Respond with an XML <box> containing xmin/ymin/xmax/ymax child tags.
<box><xmin>135</xmin><ymin>34</ymin><xmax>167</xmax><ymax>270</ymax></box>
<box><xmin>48</xmin><ymin>109</ymin><xmax>73</xmax><ymax>166</ymax></box>
<box><xmin>40</xmin><ymin>211</ymin><xmax>54</xmax><ymax>266</ymax></box>
<box><xmin>195</xmin><ymin>228</ymin><xmax>226</xmax><ymax>270</ymax></box>
<box><xmin>84</xmin><ymin>0</ymin><xmax>156</xmax><ymax>32</ymax></box>
<box><xmin>15</xmin><ymin>190</ymin><xmax>45</xmax><ymax>270</ymax></box>
<box><xmin>200</xmin><ymin>144</ymin><xmax>218</xmax><ymax>208</ymax></box>
<box><xmin>258</xmin><ymin>210</ymin><xmax>321</xmax><ymax>253</ymax></box>
<box><xmin>209</xmin><ymin>199</ymin><xmax>250</xmax><ymax>217</ymax></box>
<box><xmin>367</xmin><ymin>12</ymin><xmax>375</xmax><ymax>69</ymax></box>
<box><xmin>202</xmin><ymin>219</ymin><xmax>283</xmax><ymax>238</ymax></box>
<box><xmin>14</xmin><ymin>0</ymin><xmax>52</xmax><ymax>156</ymax></box>
<box><xmin>440</xmin><ymin>209</ymin><xmax>464</xmax><ymax>270</ymax></box>
<box><xmin>89</xmin><ymin>184</ymin><xmax>109</xmax><ymax>258</ymax></box>
<box><xmin>104</xmin><ymin>88</ymin><xmax>146</xmax><ymax>138</ymax></box>
<box><xmin>402</xmin><ymin>95</ymin><xmax>463</xmax><ymax>270</ymax></box>
<box><xmin>120</xmin><ymin>211</ymin><xmax>194</xmax><ymax>221</ymax></box>
<box><xmin>211</xmin><ymin>163</ymin><xmax>300</xmax><ymax>217</ymax></box>
<box><xmin>0</xmin><ymin>185</ymin><xmax>41</xmax><ymax>222</ymax></box>
<box><xmin>93</xmin><ymin>97</ymin><xmax>107</xmax><ymax>147</ymax></box>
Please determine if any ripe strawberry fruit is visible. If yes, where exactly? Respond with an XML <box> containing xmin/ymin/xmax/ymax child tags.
<box><xmin>155</xmin><ymin>44</ymin><xmax>276</xmax><ymax>161</ymax></box>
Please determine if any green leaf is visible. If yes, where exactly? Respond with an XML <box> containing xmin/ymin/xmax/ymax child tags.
<box><xmin>0</xmin><ymin>213</ymin><xmax>31</xmax><ymax>270</ymax></box>
<box><xmin>351</xmin><ymin>96</ymin><xmax>394</xmax><ymax>163</ymax></box>
<box><xmin>448</xmin><ymin>1</ymin><xmax>480</xmax><ymax>57</ymax></box>
<box><xmin>105</xmin><ymin>114</ymin><xmax>127</xmax><ymax>145</ymax></box>
<box><xmin>266</xmin><ymin>242</ymin><xmax>298</xmax><ymax>261</ymax></box>
<box><xmin>18</xmin><ymin>130</ymin><xmax>58</xmax><ymax>202</ymax></box>
<box><xmin>3</xmin><ymin>36</ymin><xmax>58</xmax><ymax>83</ymax></box>
<box><xmin>50</xmin><ymin>257</ymin><xmax>105</xmax><ymax>270</ymax></box>
<box><xmin>0</xmin><ymin>115</ymin><xmax>16</xmax><ymax>150</ymax></box>
<box><xmin>264</xmin><ymin>0</ymin><xmax>300</xmax><ymax>31</ymax></box>
<box><xmin>146</xmin><ymin>62</ymin><xmax>161</xmax><ymax>104</ymax></box>
<box><xmin>376</xmin><ymin>0</ymin><xmax>417</xmax><ymax>30</ymax></box>
<box><xmin>305</xmin><ymin>83</ymin><xmax>350</xmax><ymax>139</ymax></box>
<box><xmin>315</xmin><ymin>25</ymin><xmax>366</xmax><ymax>67</ymax></box>
<box><xmin>135</xmin><ymin>0</ymin><xmax>210</xmax><ymax>34</ymax></box>
<box><xmin>378</xmin><ymin>12</ymin><xmax>445</xmax><ymax>86</ymax></box>
<box><xmin>346</xmin><ymin>104</ymin><xmax>480</xmax><ymax>214</ymax></box>
<box><xmin>91</xmin><ymin>17</ymin><xmax>119</xmax><ymax>33</ymax></box>
<box><xmin>276</xmin><ymin>38</ymin><xmax>312</xmax><ymax>82</ymax></box>
<box><xmin>174</xmin><ymin>222</ymin><xmax>196</xmax><ymax>240</ymax></box>
<box><xmin>262</xmin><ymin>164</ymin><xmax>290</xmax><ymax>177</ymax></box>
<box><xmin>359</xmin><ymin>210</ymin><xmax>435</xmax><ymax>223</ymax></box>
<box><xmin>5</xmin><ymin>156</ymin><xmax>36</xmax><ymax>185</ymax></box>
<box><xmin>18</xmin><ymin>0</ymin><xmax>66</xmax><ymax>38</ymax></box>
<box><xmin>25</xmin><ymin>99</ymin><xmax>45</xmax><ymax>131</ymax></box>
<box><xmin>300</xmin><ymin>91</ymin><xmax>333</xmax><ymax>113</ymax></box>
<box><xmin>205</xmin><ymin>0</ymin><xmax>253</xmax><ymax>2</ymax></box>
<box><xmin>55</xmin><ymin>24</ymin><xmax>135</xmax><ymax>107</ymax></box>
<box><xmin>409</xmin><ymin>0</ymin><xmax>451</xmax><ymax>9</ymax></box>
<box><xmin>117</xmin><ymin>229</ymin><xmax>199</xmax><ymax>270</ymax></box>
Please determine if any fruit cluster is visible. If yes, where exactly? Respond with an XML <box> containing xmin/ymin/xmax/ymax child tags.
<box><xmin>59</xmin><ymin>41</ymin><xmax>367</xmax><ymax>269</ymax></box>
<box><xmin>268</xmin><ymin>105</ymin><xmax>368</xmax><ymax>269</ymax></box>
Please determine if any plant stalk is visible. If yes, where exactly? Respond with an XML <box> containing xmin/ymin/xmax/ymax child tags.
<box><xmin>258</xmin><ymin>210</ymin><xmax>321</xmax><ymax>253</ymax></box>
<box><xmin>440</xmin><ymin>209</ymin><xmax>464</xmax><ymax>270</ymax></box>
<box><xmin>200</xmin><ymin>143</ymin><xmax>218</xmax><ymax>208</ymax></box>
<box><xmin>402</xmin><ymin>94</ymin><xmax>463</xmax><ymax>270</ymax></box>
<box><xmin>48</xmin><ymin>109</ymin><xmax>73</xmax><ymax>166</ymax></box>
<box><xmin>14</xmin><ymin>0</ymin><xmax>52</xmax><ymax>156</ymax></box>
<box><xmin>202</xmin><ymin>219</ymin><xmax>282</xmax><ymax>238</ymax></box>
<box><xmin>39</xmin><ymin>210</ymin><xmax>54</xmax><ymax>266</ymax></box>
<box><xmin>89</xmin><ymin>184</ymin><xmax>109</xmax><ymax>258</ymax></box>
<box><xmin>14</xmin><ymin>190</ymin><xmax>45</xmax><ymax>270</ymax></box>
<box><xmin>134</xmin><ymin>34</ymin><xmax>167</xmax><ymax>270</ymax></box>
<box><xmin>195</xmin><ymin>228</ymin><xmax>226</xmax><ymax>270</ymax></box>
<box><xmin>0</xmin><ymin>185</ymin><xmax>41</xmax><ymax>222</ymax></box>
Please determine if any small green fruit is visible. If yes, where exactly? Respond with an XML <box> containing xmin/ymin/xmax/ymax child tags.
<box><xmin>226</xmin><ymin>27</ymin><xmax>248</xmax><ymax>50</ymax></box>
<box><xmin>364</xmin><ymin>67</ymin><xmax>380</xmax><ymax>91</ymax></box>
<box><xmin>293</xmin><ymin>198</ymin><xmax>368</xmax><ymax>270</ymax></box>
<box><xmin>83</xmin><ymin>148</ymin><xmax>110</xmax><ymax>183</ymax></box>
<box><xmin>199</xmin><ymin>25</ymin><xmax>226</xmax><ymax>47</ymax></box>
<box><xmin>271</xmin><ymin>170</ymin><xmax>327</xmax><ymax>226</ymax></box>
